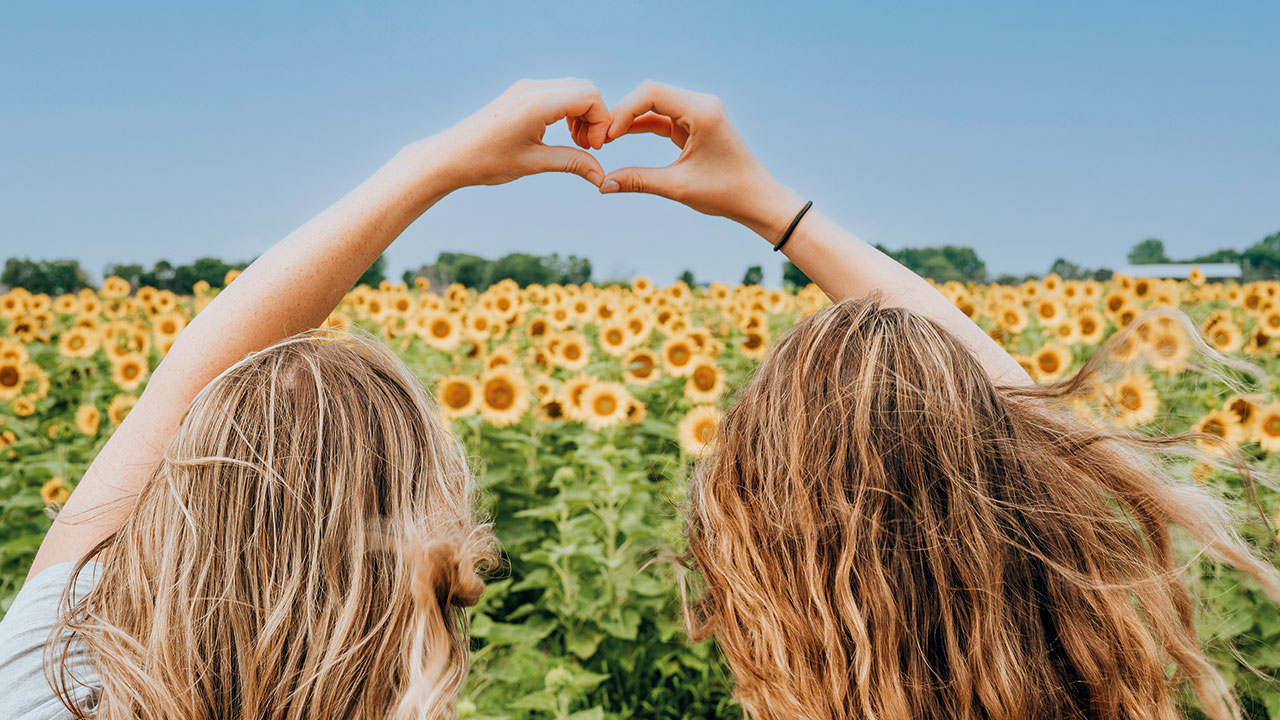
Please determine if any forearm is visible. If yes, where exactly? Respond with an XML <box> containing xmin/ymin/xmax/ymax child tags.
<box><xmin>29</xmin><ymin>139</ymin><xmax>455</xmax><ymax>577</ymax></box>
<box><xmin>748</xmin><ymin>186</ymin><xmax>1031</xmax><ymax>387</ymax></box>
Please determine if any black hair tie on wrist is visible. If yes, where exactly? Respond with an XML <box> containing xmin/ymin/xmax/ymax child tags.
<box><xmin>772</xmin><ymin>200</ymin><xmax>813</xmax><ymax>252</ymax></box>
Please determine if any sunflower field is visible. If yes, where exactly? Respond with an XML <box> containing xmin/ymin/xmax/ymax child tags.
<box><xmin>2</xmin><ymin>270</ymin><xmax>1280</xmax><ymax>718</ymax></box>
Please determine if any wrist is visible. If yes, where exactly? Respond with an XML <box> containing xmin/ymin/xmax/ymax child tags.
<box><xmin>396</xmin><ymin>136</ymin><xmax>467</xmax><ymax>200</ymax></box>
<box><xmin>733</xmin><ymin>177</ymin><xmax>806</xmax><ymax>244</ymax></box>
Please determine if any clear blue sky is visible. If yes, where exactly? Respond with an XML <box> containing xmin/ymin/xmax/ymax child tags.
<box><xmin>2</xmin><ymin>1</ymin><xmax>1277</xmax><ymax>286</ymax></box>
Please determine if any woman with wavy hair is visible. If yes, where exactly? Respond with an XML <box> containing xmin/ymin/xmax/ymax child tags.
<box><xmin>0</xmin><ymin>78</ymin><xmax>615</xmax><ymax>719</ymax></box>
<box><xmin>593</xmin><ymin>82</ymin><xmax>1280</xmax><ymax>719</ymax></box>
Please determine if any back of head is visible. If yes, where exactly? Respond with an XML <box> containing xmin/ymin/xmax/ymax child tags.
<box><xmin>53</xmin><ymin>330</ymin><xmax>494</xmax><ymax>720</ymax></box>
<box><xmin>686</xmin><ymin>296</ymin><xmax>1280</xmax><ymax>720</ymax></box>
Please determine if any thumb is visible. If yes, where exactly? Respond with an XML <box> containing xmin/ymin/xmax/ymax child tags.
<box><xmin>531</xmin><ymin>145</ymin><xmax>605</xmax><ymax>187</ymax></box>
<box><xmin>599</xmin><ymin>165</ymin><xmax>683</xmax><ymax>199</ymax></box>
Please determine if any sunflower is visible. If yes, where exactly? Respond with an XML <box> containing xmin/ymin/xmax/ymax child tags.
<box><xmin>1075</xmin><ymin>311</ymin><xmax>1106</xmax><ymax>346</ymax></box>
<box><xmin>4</xmin><ymin>395</ymin><xmax>33</xmax><ymax>421</ymax></box>
<box><xmin>41</xmin><ymin>476</ymin><xmax>70</xmax><ymax>505</ymax></box>
<box><xmin>1256</xmin><ymin>404</ymin><xmax>1280</xmax><ymax>453</ymax></box>
<box><xmin>536</xmin><ymin>398</ymin><xmax>566</xmax><ymax>422</ymax></box>
<box><xmin>1223</xmin><ymin>394</ymin><xmax>1262</xmax><ymax>441</ymax></box>
<box><xmin>100</xmin><ymin>276</ymin><xmax>132</xmax><ymax>298</ymax></box>
<box><xmin>740</xmin><ymin>328</ymin><xmax>770</xmax><ymax>360</ymax></box>
<box><xmin>622</xmin><ymin>349</ymin><xmax>661</xmax><ymax>386</ymax></box>
<box><xmin>484</xmin><ymin>347</ymin><xmax>516</xmax><ymax>371</ymax></box>
<box><xmin>152</xmin><ymin>312</ymin><xmax>187</xmax><ymax>340</ymax></box>
<box><xmin>684</xmin><ymin>360</ymin><xmax>726</xmax><ymax>404</ymax></box>
<box><xmin>75</xmin><ymin>404</ymin><xmax>101</xmax><ymax>436</ymax></box>
<box><xmin>626</xmin><ymin>397</ymin><xmax>648</xmax><ymax>425</ymax></box>
<box><xmin>996</xmin><ymin>304</ymin><xmax>1029</xmax><ymax>334</ymax></box>
<box><xmin>597</xmin><ymin>321</ymin><xmax>632</xmax><ymax>357</ymax></box>
<box><xmin>580</xmin><ymin>381</ymin><xmax>631</xmax><ymax>430</ymax></box>
<box><xmin>1206</xmin><ymin>320</ymin><xmax>1243</xmax><ymax>354</ymax></box>
<box><xmin>1034</xmin><ymin>298</ymin><xmax>1067</xmax><ymax>327</ymax></box>
<box><xmin>1031</xmin><ymin>343</ymin><xmax>1072</xmax><ymax>382</ymax></box>
<box><xmin>105</xmin><ymin>396</ymin><xmax>136</xmax><ymax>427</ymax></box>
<box><xmin>112</xmin><ymin>354</ymin><xmax>148</xmax><ymax>391</ymax></box>
<box><xmin>559</xmin><ymin>374</ymin><xmax>598</xmax><ymax>422</ymax></box>
<box><xmin>418</xmin><ymin>312</ymin><xmax>459</xmax><ymax>350</ymax></box>
<box><xmin>660</xmin><ymin>336</ymin><xmax>699</xmax><ymax>376</ymax></box>
<box><xmin>1146</xmin><ymin>327</ymin><xmax>1190</xmax><ymax>373</ymax></box>
<box><xmin>58</xmin><ymin>328</ymin><xmax>100</xmax><ymax>359</ymax></box>
<box><xmin>1106</xmin><ymin>372</ymin><xmax>1159</xmax><ymax>427</ymax></box>
<box><xmin>554</xmin><ymin>333</ymin><xmax>591</xmax><ymax>371</ymax></box>
<box><xmin>678</xmin><ymin>405</ymin><xmax>722</xmax><ymax>456</ymax></box>
<box><xmin>437</xmin><ymin>375</ymin><xmax>481</xmax><ymax>419</ymax></box>
<box><xmin>1193</xmin><ymin>410</ymin><xmax>1243</xmax><ymax>456</ymax></box>
<box><xmin>0</xmin><ymin>360</ymin><xmax>24</xmax><ymax>400</ymax></box>
<box><xmin>479</xmin><ymin>368</ymin><xmax>530</xmax><ymax>427</ymax></box>
<box><xmin>1051</xmin><ymin>321</ymin><xmax>1079</xmax><ymax>345</ymax></box>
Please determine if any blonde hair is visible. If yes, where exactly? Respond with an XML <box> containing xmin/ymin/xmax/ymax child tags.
<box><xmin>50</xmin><ymin>329</ymin><xmax>495</xmax><ymax>719</ymax></box>
<box><xmin>686</xmin><ymin>297</ymin><xmax>1280</xmax><ymax>720</ymax></box>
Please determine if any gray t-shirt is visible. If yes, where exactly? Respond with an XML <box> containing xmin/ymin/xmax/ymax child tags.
<box><xmin>0</xmin><ymin>562</ymin><xmax>102</xmax><ymax>719</ymax></box>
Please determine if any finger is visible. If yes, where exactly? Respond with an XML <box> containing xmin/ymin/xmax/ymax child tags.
<box><xmin>599</xmin><ymin>164</ymin><xmax>684</xmax><ymax>200</ymax></box>
<box><xmin>617</xmin><ymin>113</ymin><xmax>690</xmax><ymax>149</ymax></box>
<box><xmin>574</xmin><ymin>118</ymin><xmax>592</xmax><ymax>149</ymax></box>
<box><xmin>536</xmin><ymin>86</ymin><xmax>611</xmax><ymax>149</ymax></box>
<box><xmin>566</xmin><ymin>117</ymin><xmax>588</xmax><ymax>149</ymax></box>
<box><xmin>531</xmin><ymin>145</ymin><xmax>606</xmax><ymax>187</ymax></box>
<box><xmin>606</xmin><ymin>81</ymin><xmax>704</xmax><ymax>141</ymax></box>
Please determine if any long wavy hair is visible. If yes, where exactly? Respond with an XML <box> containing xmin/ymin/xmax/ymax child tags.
<box><xmin>686</xmin><ymin>296</ymin><xmax>1280</xmax><ymax>720</ymax></box>
<box><xmin>49</xmin><ymin>330</ymin><xmax>495</xmax><ymax>719</ymax></box>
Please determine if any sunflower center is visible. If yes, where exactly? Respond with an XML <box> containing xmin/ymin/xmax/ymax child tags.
<box><xmin>485</xmin><ymin>380</ymin><xmax>514</xmax><ymax>410</ymax></box>
<box><xmin>694</xmin><ymin>420</ymin><xmax>715</xmax><ymax>444</ymax></box>
<box><xmin>0</xmin><ymin>366</ymin><xmax>19</xmax><ymax>388</ymax></box>
<box><xmin>122</xmin><ymin>364</ymin><xmax>140</xmax><ymax>380</ymax></box>
<box><xmin>743</xmin><ymin>334</ymin><xmax>763</xmax><ymax>351</ymax></box>
<box><xmin>630</xmin><ymin>355</ymin><xmax>654</xmax><ymax>378</ymax></box>
<box><xmin>431</xmin><ymin>320</ymin><xmax>451</xmax><ymax>338</ymax></box>
<box><xmin>445</xmin><ymin>384</ymin><xmax>473</xmax><ymax>408</ymax></box>
<box><xmin>693</xmin><ymin>366</ymin><xmax>717</xmax><ymax>391</ymax></box>
<box><xmin>1203</xmin><ymin>420</ymin><xmax>1224</xmax><ymax>438</ymax></box>
<box><xmin>1119</xmin><ymin>387</ymin><xmax>1141</xmax><ymax>411</ymax></box>
<box><xmin>1038</xmin><ymin>354</ymin><xmax>1060</xmax><ymax>373</ymax></box>
<box><xmin>669</xmin><ymin>345</ymin><xmax>690</xmax><ymax>365</ymax></box>
<box><xmin>1265</xmin><ymin>416</ymin><xmax>1280</xmax><ymax>436</ymax></box>
<box><xmin>605</xmin><ymin>330</ymin><xmax>623</xmax><ymax>345</ymax></box>
<box><xmin>593</xmin><ymin>395</ymin><xmax>617</xmax><ymax>415</ymax></box>
<box><xmin>563</xmin><ymin>345</ymin><xmax>581</xmax><ymax>360</ymax></box>
<box><xmin>69</xmin><ymin>335</ymin><xmax>85</xmax><ymax>350</ymax></box>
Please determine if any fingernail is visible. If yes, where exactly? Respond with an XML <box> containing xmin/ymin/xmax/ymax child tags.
<box><xmin>586</xmin><ymin>171</ymin><xmax>603</xmax><ymax>186</ymax></box>
<box><xmin>600</xmin><ymin>179</ymin><xmax>620</xmax><ymax>194</ymax></box>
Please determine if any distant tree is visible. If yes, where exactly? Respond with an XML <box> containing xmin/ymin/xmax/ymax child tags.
<box><xmin>742</xmin><ymin>265</ymin><xmax>764</xmax><ymax>286</ymax></box>
<box><xmin>103</xmin><ymin>263</ymin><xmax>146</xmax><ymax>288</ymax></box>
<box><xmin>550</xmin><ymin>254</ymin><xmax>593</xmax><ymax>286</ymax></box>
<box><xmin>877</xmin><ymin>245</ymin><xmax>987</xmax><ymax>283</ymax></box>
<box><xmin>356</xmin><ymin>253</ymin><xmax>388</xmax><ymax>288</ymax></box>
<box><xmin>1</xmin><ymin>258</ymin><xmax>91</xmax><ymax>295</ymax></box>
<box><xmin>1127</xmin><ymin>238</ymin><xmax>1170</xmax><ymax>265</ymax></box>
<box><xmin>1048</xmin><ymin>258</ymin><xmax>1084</xmax><ymax>280</ymax></box>
<box><xmin>489</xmin><ymin>252</ymin><xmax>557</xmax><ymax>287</ymax></box>
<box><xmin>782</xmin><ymin>260</ymin><xmax>811</xmax><ymax>288</ymax></box>
<box><xmin>172</xmin><ymin>257</ymin><xmax>243</xmax><ymax>292</ymax></box>
<box><xmin>1047</xmin><ymin>257</ymin><xmax>1112</xmax><ymax>282</ymax></box>
<box><xmin>677</xmin><ymin>269</ymin><xmax>697</xmax><ymax>287</ymax></box>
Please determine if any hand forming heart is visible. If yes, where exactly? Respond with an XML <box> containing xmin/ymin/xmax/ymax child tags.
<box><xmin>429</xmin><ymin>79</ymin><xmax>806</xmax><ymax>244</ymax></box>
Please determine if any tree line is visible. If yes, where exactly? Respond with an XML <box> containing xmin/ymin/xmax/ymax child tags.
<box><xmin>4</xmin><ymin>229</ymin><xmax>1277</xmax><ymax>296</ymax></box>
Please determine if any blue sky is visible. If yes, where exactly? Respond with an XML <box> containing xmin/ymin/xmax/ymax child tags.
<box><xmin>2</xmin><ymin>1</ymin><xmax>1277</xmax><ymax>286</ymax></box>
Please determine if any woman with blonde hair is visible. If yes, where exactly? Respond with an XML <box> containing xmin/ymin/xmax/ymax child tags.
<box><xmin>0</xmin><ymin>78</ymin><xmax>614</xmax><ymax>719</ymax></box>
<box><xmin>594</xmin><ymin>81</ymin><xmax>1280</xmax><ymax>719</ymax></box>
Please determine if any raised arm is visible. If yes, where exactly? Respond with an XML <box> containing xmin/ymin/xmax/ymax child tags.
<box><xmin>28</xmin><ymin>78</ymin><xmax>612</xmax><ymax>580</ymax></box>
<box><xmin>597</xmin><ymin>81</ymin><xmax>1031</xmax><ymax>387</ymax></box>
